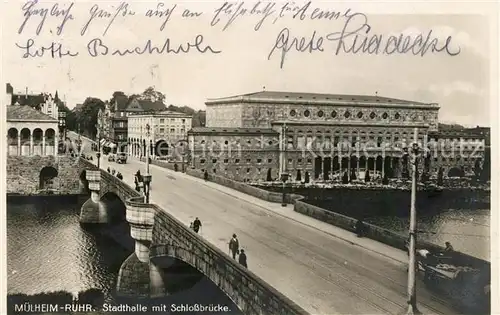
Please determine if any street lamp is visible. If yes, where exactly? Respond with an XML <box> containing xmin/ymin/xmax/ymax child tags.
<box><xmin>280</xmin><ymin>172</ymin><xmax>289</xmax><ymax>207</ymax></box>
<box><xmin>143</xmin><ymin>123</ymin><xmax>152</xmax><ymax>203</ymax></box>
<box><xmin>58</xmin><ymin>111</ymin><xmax>66</xmax><ymax>153</ymax></box>
<box><xmin>406</xmin><ymin>128</ymin><xmax>420</xmax><ymax>315</ymax></box>
<box><xmin>96</xmin><ymin>124</ymin><xmax>101</xmax><ymax>169</ymax></box>
<box><xmin>281</xmin><ymin>123</ymin><xmax>289</xmax><ymax>207</ymax></box>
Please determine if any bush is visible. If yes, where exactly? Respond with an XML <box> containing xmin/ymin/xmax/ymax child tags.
<box><xmin>76</xmin><ymin>288</ymin><xmax>105</xmax><ymax>309</ymax></box>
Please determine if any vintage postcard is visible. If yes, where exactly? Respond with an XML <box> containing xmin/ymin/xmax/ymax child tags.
<box><xmin>1</xmin><ymin>0</ymin><xmax>497</xmax><ymax>314</ymax></box>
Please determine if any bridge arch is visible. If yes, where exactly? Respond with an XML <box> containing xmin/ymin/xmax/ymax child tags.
<box><xmin>447</xmin><ymin>167</ymin><xmax>464</xmax><ymax>178</ymax></box>
<box><xmin>149</xmin><ymin>244</ymin><xmax>262</xmax><ymax>314</ymax></box>
<box><xmin>101</xmin><ymin>191</ymin><xmax>127</xmax><ymax>222</ymax></box>
<box><xmin>39</xmin><ymin>166</ymin><xmax>58</xmax><ymax>190</ymax></box>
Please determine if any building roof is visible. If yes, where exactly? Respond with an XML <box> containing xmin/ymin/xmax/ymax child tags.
<box><xmin>6</xmin><ymin>83</ymin><xmax>13</xmax><ymax>94</ymax></box>
<box><xmin>206</xmin><ymin>90</ymin><xmax>433</xmax><ymax>106</ymax></box>
<box><xmin>114</xmin><ymin>95</ymin><xmax>130</xmax><ymax>110</ymax></box>
<box><xmin>11</xmin><ymin>93</ymin><xmax>47</xmax><ymax>107</ymax></box>
<box><xmin>7</xmin><ymin>105</ymin><xmax>58</xmax><ymax>121</ymax></box>
<box><xmin>188</xmin><ymin>127</ymin><xmax>278</xmax><ymax>135</ymax></box>
<box><xmin>128</xmin><ymin>110</ymin><xmax>192</xmax><ymax>118</ymax></box>
<box><xmin>137</xmin><ymin>99</ymin><xmax>166</xmax><ymax>111</ymax></box>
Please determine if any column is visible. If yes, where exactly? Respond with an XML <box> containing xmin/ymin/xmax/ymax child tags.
<box><xmin>30</xmin><ymin>134</ymin><xmax>34</xmax><ymax>156</ymax></box>
<box><xmin>320</xmin><ymin>158</ymin><xmax>324</xmax><ymax>180</ymax></box>
<box><xmin>356</xmin><ymin>157</ymin><xmax>360</xmax><ymax>175</ymax></box>
<box><xmin>17</xmin><ymin>135</ymin><xmax>21</xmax><ymax>156</ymax></box>
<box><xmin>330</xmin><ymin>157</ymin><xmax>334</xmax><ymax>179</ymax></box>
<box><xmin>347</xmin><ymin>155</ymin><xmax>351</xmax><ymax>181</ymax></box>
<box><xmin>42</xmin><ymin>136</ymin><xmax>46</xmax><ymax>156</ymax></box>
<box><xmin>382</xmin><ymin>157</ymin><xmax>385</xmax><ymax>178</ymax></box>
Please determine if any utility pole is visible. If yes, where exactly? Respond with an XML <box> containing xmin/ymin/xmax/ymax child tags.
<box><xmin>281</xmin><ymin>123</ymin><xmax>289</xmax><ymax>207</ymax></box>
<box><xmin>406</xmin><ymin>127</ymin><xmax>420</xmax><ymax>315</ymax></box>
<box><xmin>96</xmin><ymin>124</ymin><xmax>101</xmax><ymax>169</ymax></box>
<box><xmin>143</xmin><ymin>123</ymin><xmax>152</xmax><ymax>204</ymax></box>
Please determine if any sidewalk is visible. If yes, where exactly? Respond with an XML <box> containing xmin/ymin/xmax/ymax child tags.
<box><xmin>142</xmin><ymin>159</ymin><xmax>409</xmax><ymax>266</ymax></box>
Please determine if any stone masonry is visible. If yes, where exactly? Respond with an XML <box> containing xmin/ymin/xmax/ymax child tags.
<box><xmin>6</xmin><ymin>155</ymin><xmax>89</xmax><ymax>195</ymax></box>
<box><xmin>82</xmin><ymin>162</ymin><xmax>309</xmax><ymax>315</ymax></box>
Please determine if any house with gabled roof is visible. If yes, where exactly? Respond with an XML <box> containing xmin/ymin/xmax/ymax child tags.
<box><xmin>97</xmin><ymin>94</ymin><xmax>167</xmax><ymax>153</ymax></box>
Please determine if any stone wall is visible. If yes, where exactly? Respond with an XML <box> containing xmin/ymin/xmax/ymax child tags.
<box><xmin>293</xmin><ymin>200</ymin><xmax>489</xmax><ymax>269</ymax></box>
<box><xmin>6</xmin><ymin>155</ymin><xmax>89</xmax><ymax>195</ymax></box>
<box><xmin>147</xmin><ymin>203</ymin><xmax>308</xmax><ymax>315</ymax></box>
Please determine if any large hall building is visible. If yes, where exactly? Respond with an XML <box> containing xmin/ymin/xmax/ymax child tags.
<box><xmin>187</xmin><ymin>91</ymin><xmax>486</xmax><ymax>183</ymax></box>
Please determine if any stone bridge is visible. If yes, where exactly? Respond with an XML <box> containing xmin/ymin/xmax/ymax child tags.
<box><xmin>77</xmin><ymin>159</ymin><xmax>308</xmax><ymax>315</ymax></box>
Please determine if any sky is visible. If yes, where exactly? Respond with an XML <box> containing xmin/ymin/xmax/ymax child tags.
<box><xmin>1</xmin><ymin>1</ymin><xmax>497</xmax><ymax>127</ymax></box>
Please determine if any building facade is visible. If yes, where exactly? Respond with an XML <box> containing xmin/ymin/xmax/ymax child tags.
<box><xmin>97</xmin><ymin>96</ymin><xmax>167</xmax><ymax>153</ymax></box>
<box><xmin>7</xmin><ymin>105</ymin><xmax>59</xmax><ymax>156</ymax></box>
<box><xmin>189</xmin><ymin>91</ymin><xmax>486</xmax><ymax>182</ymax></box>
<box><xmin>6</xmin><ymin>83</ymin><xmax>64</xmax><ymax>120</ymax></box>
<box><xmin>188</xmin><ymin>127</ymin><xmax>280</xmax><ymax>181</ymax></box>
<box><xmin>128</xmin><ymin>111</ymin><xmax>193</xmax><ymax>160</ymax></box>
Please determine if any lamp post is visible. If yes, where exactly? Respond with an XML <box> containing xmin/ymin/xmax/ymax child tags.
<box><xmin>96</xmin><ymin>124</ymin><xmax>101</xmax><ymax>169</ymax></box>
<box><xmin>143</xmin><ymin>123</ymin><xmax>152</xmax><ymax>204</ymax></box>
<box><xmin>58</xmin><ymin>111</ymin><xmax>66</xmax><ymax>153</ymax></box>
<box><xmin>406</xmin><ymin>127</ymin><xmax>420</xmax><ymax>315</ymax></box>
<box><xmin>281</xmin><ymin>123</ymin><xmax>289</xmax><ymax>207</ymax></box>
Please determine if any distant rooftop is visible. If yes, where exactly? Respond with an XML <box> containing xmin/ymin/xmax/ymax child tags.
<box><xmin>206</xmin><ymin>90</ymin><xmax>433</xmax><ymax>106</ymax></box>
<box><xmin>7</xmin><ymin>105</ymin><xmax>58</xmax><ymax>122</ymax></box>
<box><xmin>189</xmin><ymin>127</ymin><xmax>278</xmax><ymax>134</ymax></box>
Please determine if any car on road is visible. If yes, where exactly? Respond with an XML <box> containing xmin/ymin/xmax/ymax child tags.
<box><xmin>108</xmin><ymin>154</ymin><xmax>115</xmax><ymax>162</ymax></box>
<box><xmin>116</xmin><ymin>152</ymin><xmax>127</xmax><ymax>164</ymax></box>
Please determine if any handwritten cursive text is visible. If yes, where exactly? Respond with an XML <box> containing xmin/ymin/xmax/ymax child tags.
<box><xmin>81</xmin><ymin>2</ymin><xmax>135</xmax><ymax>36</ymax></box>
<box><xmin>269</xmin><ymin>13</ymin><xmax>461</xmax><ymax>68</ymax></box>
<box><xmin>211</xmin><ymin>1</ymin><xmax>276</xmax><ymax>31</ymax></box>
<box><xmin>87</xmin><ymin>35</ymin><xmax>221</xmax><ymax>57</ymax></box>
<box><xmin>15</xmin><ymin>38</ymin><xmax>79</xmax><ymax>59</ymax></box>
<box><xmin>18</xmin><ymin>0</ymin><xmax>74</xmax><ymax>35</ymax></box>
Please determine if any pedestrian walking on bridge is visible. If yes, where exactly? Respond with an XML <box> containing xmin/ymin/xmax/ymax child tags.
<box><xmin>238</xmin><ymin>249</ymin><xmax>248</xmax><ymax>268</ymax></box>
<box><xmin>229</xmin><ymin>234</ymin><xmax>239</xmax><ymax>259</ymax></box>
<box><xmin>193</xmin><ymin>217</ymin><xmax>202</xmax><ymax>233</ymax></box>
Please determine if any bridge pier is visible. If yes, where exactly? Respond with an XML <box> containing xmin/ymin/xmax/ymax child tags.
<box><xmin>80</xmin><ymin>170</ymin><xmax>108</xmax><ymax>224</ymax></box>
<box><xmin>116</xmin><ymin>198</ymin><xmax>166</xmax><ymax>298</ymax></box>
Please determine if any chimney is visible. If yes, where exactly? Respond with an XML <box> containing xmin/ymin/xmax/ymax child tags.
<box><xmin>6</xmin><ymin>83</ymin><xmax>13</xmax><ymax>106</ymax></box>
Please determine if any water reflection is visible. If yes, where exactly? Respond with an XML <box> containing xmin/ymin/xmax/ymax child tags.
<box><xmin>365</xmin><ymin>209</ymin><xmax>490</xmax><ymax>261</ymax></box>
<box><xmin>7</xmin><ymin>199</ymin><xmax>242</xmax><ymax>315</ymax></box>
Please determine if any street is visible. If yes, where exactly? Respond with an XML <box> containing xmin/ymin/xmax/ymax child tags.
<box><xmin>71</xmin><ymin>132</ymin><xmax>457</xmax><ymax>315</ymax></box>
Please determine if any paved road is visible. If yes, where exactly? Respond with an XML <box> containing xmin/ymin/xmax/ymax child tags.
<box><xmin>70</xmin><ymin>133</ymin><xmax>457</xmax><ymax>315</ymax></box>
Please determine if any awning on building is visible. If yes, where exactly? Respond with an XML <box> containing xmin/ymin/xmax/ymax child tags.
<box><xmin>108</xmin><ymin>142</ymin><xmax>117</xmax><ymax>148</ymax></box>
<box><xmin>100</xmin><ymin>139</ymin><xmax>106</xmax><ymax>146</ymax></box>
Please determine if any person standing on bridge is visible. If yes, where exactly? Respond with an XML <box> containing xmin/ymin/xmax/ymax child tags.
<box><xmin>238</xmin><ymin>249</ymin><xmax>247</xmax><ymax>268</ymax></box>
<box><xmin>192</xmin><ymin>217</ymin><xmax>202</xmax><ymax>234</ymax></box>
<box><xmin>229</xmin><ymin>234</ymin><xmax>239</xmax><ymax>259</ymax></box>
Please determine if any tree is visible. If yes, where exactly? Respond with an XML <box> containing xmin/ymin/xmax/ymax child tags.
<box><xmin>141</xmin><ymin>86</ymin><xmax>165</xmax><ymax>103</ymax></box>
<box><xmin>382</xmin><ymin>173</ymin><xmax>389</xmax><ymax>185</ymax></box>
<box><xmin>110</xmin><ymin>91</ymin><xmax>127</xmax><ymax>105</ymax></box>
<box><xmin>342</xmin><ymin>172</ymin><xmax>349</xmax><ymax>184</ymax></box>
<box><xmin>437</xmin><ymin>167</ymin><xmax>444</xmax><ymax>186</ymax></box>
<box><xmin>76</xmin><ymin>97</ymin><xmax>105</xmax><ymax>138</ymax></box>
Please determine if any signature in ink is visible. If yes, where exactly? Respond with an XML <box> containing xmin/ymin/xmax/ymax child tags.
<box><xmin>18</xmin><ymin>0</ymin><xmax>75</xmax><ymax>35</ymax></box>
<box><xmin>81</xmin><ymin>2</ymin><xmax>135</xmax><ymax>36</ymax></box>
<box><xmin>15</xmin><ymin>38</ymin><xmax>79</xmax><ymax>59</ymax></box>
<box><xmin>268</xmin><ymin>13</ymin><xmax>461</xmax><ymax>68</ymax></box>
<box><xmin>86</xmin><ymin>35</ymin><xmax>221</xmax><ymax>57</ymax></box>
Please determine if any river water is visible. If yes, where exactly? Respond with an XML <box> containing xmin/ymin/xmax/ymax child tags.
<box><xmin>7</xmin><ymin>198</ymin><xmax>241</xmax><ymax>314</ymax></box>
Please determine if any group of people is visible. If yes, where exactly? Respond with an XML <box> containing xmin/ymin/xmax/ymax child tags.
<box><xmin>107</xmin><ymin>167</ymin><xmax>123</xmax><ymax>180</ymax></box>
<box><xmin>229</xmin><ymin>234</ymin><xmax>248</xmax><ymax>268</ymax></box>
<box><xmin>188</xmin><ymin>220</ymin><xmax>248</xmax><ymax>269</ymax></box>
